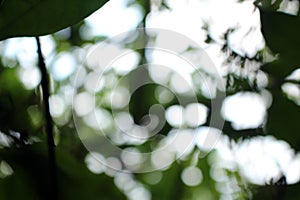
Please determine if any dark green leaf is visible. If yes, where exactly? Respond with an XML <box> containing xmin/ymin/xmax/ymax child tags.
<box><xmin>259</xmin><ymin>8</ymin><xmax>300</xmax><ymax>78</ymax></box>
<box><xmin>266</xmin><ymin>90</ymin><xmax>300</xmax><ymax>151</ymax></box>
<box><xmin>0</xmin><ymin>0</ymin><xmax>109</xmax><ymax>40</ymax></box>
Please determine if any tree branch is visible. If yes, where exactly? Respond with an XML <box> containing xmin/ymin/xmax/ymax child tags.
<box><xmin>36</xmin><ymin>36</ymin><xmax>58</xmax><ymax>199</ymax></box>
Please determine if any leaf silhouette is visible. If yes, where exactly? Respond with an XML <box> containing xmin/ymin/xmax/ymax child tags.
<box><xmin>0</xmin><ymin>0</ymin><xmax>108</xmax><ymax>40</ymax></box>
<box><xmin>259</xmin><ymin>8</ymin><xmax>300</xmax><ymax>78</ymax></box>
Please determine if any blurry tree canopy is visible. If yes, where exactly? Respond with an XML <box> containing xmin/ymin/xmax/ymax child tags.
<box><xmin>0</xmin><ymin>0</ymin><xmax>300</xmax><ymax>199</ymax></box>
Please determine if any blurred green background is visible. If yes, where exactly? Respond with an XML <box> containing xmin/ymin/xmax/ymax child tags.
<box><xmin>0</xmin><ymin>0</ymin><xmax>300</xmax><ymax>199</ymax></box>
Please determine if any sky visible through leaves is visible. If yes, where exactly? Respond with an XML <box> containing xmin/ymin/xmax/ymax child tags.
<box><xmin>1</xmin><ymin>0</ymin><xmax>300</xmax><ymax>199</ymax></box>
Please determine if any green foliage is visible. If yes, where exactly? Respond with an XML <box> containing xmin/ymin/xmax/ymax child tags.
<box><xmin>0</xmin><ymin>66</ymin><xmax>38</xmax><ymax>142</ymax></box>
<box><xmin>0</xmin><ymin>0</ymin><xmax>300</xmax><ymax>199</ymax></box>
<box><xmin>260</xmin><ymin>8</ymin><xmax>300</xmax><ymax>79</ymax></box>
<box><xmin>252</xmin><ymin>182</ymin><xmax>300</xmax><ymax>200</ymax></box>
<box><xmin>259</xmin><ymin>7</ymin><xmax>300</xmax><ymax>151</ymax></box>
<box><xmin>0</xmin><ymin>144</ymin><xmax>125</xmax><ymax>200</ymax></box>
<box><xmin>0</xmin><ymin>0</ymin><xmax>109</xmax><ymax>40</ymax></box>
<box><xmin>267</xmin><ymin>90</ymin><xmax>300</xmax><ymax>150</ymax></box>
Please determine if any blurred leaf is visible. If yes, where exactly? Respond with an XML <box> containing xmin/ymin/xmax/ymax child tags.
<box><xmin>259</xmin><ymin>8</ymin><xmax>300</xmax><ymax>79</ymax></box>
<box><xmin>0</xmin><ymin>67</ymin><xmax>38</xmax><ymax>140</ymax></box>
<box><xmin>252</xmin><ymin>182</ymin><xmax>300</xmax><ymax>200</ymax></box>
<box><xmin>0</xmin><ymin>143</ymin><xmax>125</xmax><ymax>199</ymax></box>
<box><xmin>145</xmin><ymin>162</ymin><xmax>184</xmax><ymax>200</ymax></box>
<box><xmin>266</xmin><ymin>90</ymin><xmax>300</xmax><ymax>150</ymax></box>
<box><xmin>259</xmin><ymin>7</ymin><xmax>300</xmax><ymax>150</ymax></box>
<box><xmin>0</xmin><ymin>0</ymin><xmax>109</xmax><ymax>40</ymax></box>
<box><xmin>129</xmin><ymin>83</ymin><xmax>158</xmax><ymax>124</ymax></box>
<box><xmin>255</xmin><ymin>0</ymin><xmax>282</xmax><ymax>10</ymax></box>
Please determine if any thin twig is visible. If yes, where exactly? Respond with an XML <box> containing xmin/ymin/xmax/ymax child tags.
<box><xmin>35</xmin><ymin>36</ymin><xmax>58</xmax><ymax>199</ymax></box>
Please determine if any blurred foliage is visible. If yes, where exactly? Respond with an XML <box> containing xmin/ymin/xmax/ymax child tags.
<box><xmin>258</xmin><ymin>4</ymin><xmax>300</xmax><ymax>151</ymax></box>
<box><xmin>0</xmin><ymin>0</ymin><xmax>300</xmax><ymax>200</ymax></box>
<box><xmin>252</xmin><ymin>181</ymin><xmax>300</xmax><ymax>200</ymax></box>
<box><xmin>0</xmin><ymin>64</ymin><xmax>39</xmax><ymax>144</ymax></box>
<box><xmin>0</xmin><ymin>144</ymin><xmax>124</xmax><ymax>200</ymax></box>
<box><xmin>260</xmin><ymin>7</ymin><xmax>300</xmax><ymax>79</ymax></box>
